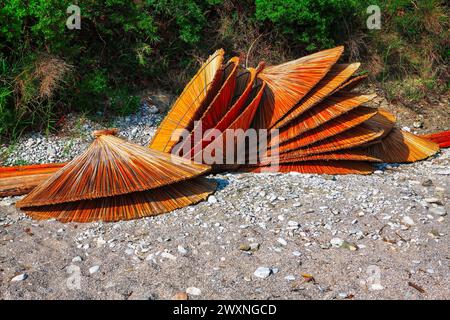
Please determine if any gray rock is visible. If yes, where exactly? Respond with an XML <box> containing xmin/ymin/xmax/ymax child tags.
<box><xmin>429</xmin><ymin>207</ymin><xmax>447</xmax><ymax>216</ymax></box>
<box><xmin>72</xmin><ymin>256</ymin><xmax>82</xmax><ymax>263</ymax></box>
<box><xmin>424</xmin><ymin>197</ymin><xmax>442</xmax><ymax>205</ymax></box>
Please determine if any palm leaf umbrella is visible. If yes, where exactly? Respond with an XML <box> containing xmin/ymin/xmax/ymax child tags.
<box><xmin>16</xmin><ymin>129</ymin><xmax>216</xmax><ymax>222</ymax></box>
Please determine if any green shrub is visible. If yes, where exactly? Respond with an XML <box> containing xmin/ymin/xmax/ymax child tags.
<box><xmin>254</xmin><ymin>0</ymin><xmax>366</xmax><ymax>50</ymax></box>
<box><xmin>0</xmin><ymin>0</ymin><xmax>447</xmax><ymax>142</ymax></box>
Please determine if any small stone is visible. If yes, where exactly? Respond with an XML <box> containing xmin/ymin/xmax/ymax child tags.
<box><xmin>330</xmin><ymin>238</ymin><xmax>344</xmax><ymax>247</ymax></box>
<box><xmin>11</xmin><ymin>273</ymin><xmax>27</xmax><ymax>282</ymax></box>
<box><xmin>254</xmin><ymin>267</ymin><xmax>272</xmax><ymax>279</ymax></box>
<box><xmin>249</xmin><ymin>243</ymin><xmax>260</xmax><ymax>251</ymax></box>
<box><xmin>292</xmin><ymin>251</ymin><xmax>302</xmax><ymax>257</ymax></box>
<box><xmin>424</xmin><ymin>197</ymin><xmax>442</xmax><ymax>205</ymax></box>
<box><xmin>148</xmin><ymin>105</ymin><xmax>159</xmax><ymax>114</ymax></box>
<box><xmin>401</xmin><ymin>216</ymin><xmax>415</xmax><ymax>226</ymax></box>
<box><xmin>284</xmin><ymin>275</ymin><xmax>296</xmax><ymax>281</ymax></box>
<box><xmin>277</xmin><ymin>238</ymin><xmax>288</xmax><ymax>246</ymax></box>
<box><xmin>186</xmin><ymin>287</ymin><xmax>201</xmax><ymax>296</ymax></box>
<box><xmin>239</xmin><ymin>243</ymin><xmax>251</xmax><ymax>251</ymax></box>
<box><xmin>402</xmin><ymin>126</ymin><xmax>411</xmax><ymax>132</ymax></box>
<box><xmin>161</xmin><ymin>252</ymin><xmax>177</xmax><ymax>261</ymax></box>
<box><xmin>177</xmin><ymin>245</ymin><xmax>188</xmax><ymax>255</ymax></box>
<box><xmin>89</xmin><ymin>266</ymin><xmax>100</xmax><ymax>274</ymax></box>
<box><xmin>370</xmin><ymin>283</ymin><xmax>384</xmax><ymax>291</ymax></box>
<box><xmin>341</xmin><ymin>241</ymin><xmax>358</xmax><ymax>251</ymax></box>
<box><xmin>429</xmin><ymin>207</ymin><xmax>447</xmax><ymax>216</ymax></box>
<box><xmin>72</xmin><ymin>256</ymin><xmax>82</xmax><ymax>263</ymax></box>
<box><xmin>47</xmin><ymin>146</ymin><xmax>56</xmax><ymax>157</ymax></box>
<box><xmin>422</xmin><ymin>180</ymin><xmax>433</xmax><ymax>187</ymax></box>
<box><xmin>174</xmin><ymin>292</ymin><xmax>188</xmax><ymax>300</ymax></box>
<box><xmin>287</xmin><ymin>221</ymin><xmax>299</xmax><ymax>227</ymax></box>
<box><xmin>413</xmin><ymin>121</ymin><xmax>422</xmax><ymax>128</ymax></box>
<box><xmin>293</xmin><ymin>202</ymin><xmax>302</xmax><ymax>207</ymax></box>
<box><xmin>208</xmin><ymin>196</ymin><xmax>217</xmax><ymax>204</ymax></box>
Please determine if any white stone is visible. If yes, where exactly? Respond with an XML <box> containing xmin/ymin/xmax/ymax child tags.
<box><xmin>401</xmin><ymin>216</ymin><xmax>415</xmax><ymax>226</ymax></box>
<box><xmin>11</xmin><ymin>273</ymin><xmax>27</xmax><ymax>282</ymax></box>
<box><xmin>177</xmin><ymin>245</ymin><xmax>188</xmax><ymax>255</ymax></box>
<box><xmin>277</xmin><ymin>238</ymin><xmax>287</xmax><ymax>246</ymax></box>
<box><xmin>254</xmin><ymin>267</ymin><xmax>272</xmax><ymax>279</ymax></box>
<box><xmin>370</xmin><ymin>283</ymin><xmax>384</xmax><ymax>291</ymax></box>
<box><xmin>208</xmin><ymin>196</ymin><xmax>218</xmax><ymax>204</ymax></box>
<box><xmin>330</xmin><ymin>238</ymin><xmax>344</xmax><ymax>247</ymax></box>
<box><xmin>292</xmin><ymin>251</ymin><xmax>302</xmax><ymax>257</ymax></box>
<box><xmin>287</xmin><ymin>221</ymin><xmax>299</xmax><ymax>227</ymax></box>
<box><xmin>72</xmin><ymin>256</ymin><xmax>82</xmax><ymax>263</ymax></box>
<box><xmin>284</xmin><ymin>275</ymin><xmax>296</xmax><ymax>281</ymax></box>
<box><xmin>89</xmin><ymin>266</ymin><xmax>100</xmax><ymax>274</ymax></box>
<box><xmin>186</xmin><ymin>287</ymin><xmax>202</xmax><ymax>296</ymax></box>
<box><xmin>161</xmin><ymin>252</ymin><xmax>177</xmax><ymax>261</ymax></box>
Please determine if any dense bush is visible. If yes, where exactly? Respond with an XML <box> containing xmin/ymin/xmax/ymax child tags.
<box><xmin>254</xmin><ymin>0</ymin><xmax>365</xmax><ymax>51</ymax></box>
<box><xmin>0</xmin><ymin>0</ymin><xmax>222</xmax><ymax>140</ymax></box>
<box><xmin>0</xmin><ymin>0</ymin><xmax>448</xmax><ymax>141</ymax></box>
<box><xmin>361</xmin><ymin>0</ymin><xmax>448</xmax><ymax>104</ymax></box>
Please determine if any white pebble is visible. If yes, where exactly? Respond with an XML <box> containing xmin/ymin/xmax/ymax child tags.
<box><xmin>254</xmin><ymin>267</ymin><xmax>272</xmax><ymax>279</ymax></box>
<box><xmin>186</xmin><ymin>287</ymin><xmax>202</xmax><ymax>296</ymax></box>
<box><xmin>89</xmin><ymin>266</ymin><xmax>100</xmax><ymax>274</ymax></box>
<box><xmin>177</xmin><ymin>245</ymin><xmax>188</xmax><ymax>255</ymax></box>
<box><xmin>11</xmin><ymin>273</ymin><xmax>27</xmax><ymax>282</ymax></box>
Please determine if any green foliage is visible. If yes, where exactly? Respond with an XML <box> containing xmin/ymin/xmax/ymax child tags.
<box><xmin>365</xmin><ymin>0</ymin><xmax>448</xmax><ymax>104</ymax></box>
<box><xmin>0</xmin><ymin>0</ymin><xmax>447</xmax><ymax>142</ymax></box>
<box><xmin>254</xmin><ymin>0</ymin><xmax>365</xmax><ymax>50</ymax></box>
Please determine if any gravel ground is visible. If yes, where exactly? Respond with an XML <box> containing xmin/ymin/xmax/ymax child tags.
<box><xmin>0</xmin><ymin>94</ymin><xmax>449</xmax><ymax>300</ymax></box>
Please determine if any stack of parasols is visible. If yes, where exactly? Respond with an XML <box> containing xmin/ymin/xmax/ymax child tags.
<box><xmin>1</xmin><ymin>47</ymin><xmax>448</xmax><ymax>222</ymax></box>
